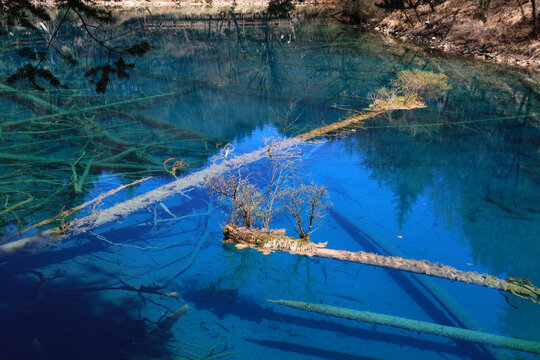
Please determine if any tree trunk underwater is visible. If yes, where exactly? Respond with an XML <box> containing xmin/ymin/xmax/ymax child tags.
<box><xmin>270</xmin><ymin>299</ymin><xmax>540</xmax><ymax>354</ymax></box>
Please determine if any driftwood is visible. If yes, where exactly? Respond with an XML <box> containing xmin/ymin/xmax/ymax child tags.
<box><xmin>16</xmin><ymin>268</ymin><xmax>179</xmax><ymax>300</ymax></box>
<box><xmin>0</xmin><ymin>81</ymin><xmax>215</xmax><ymax>232</ymax></box>
<box><xmin>222</xmin><ymin>225</ymin><xmax>540</xmax><ymax>302</ymax></box>
<box><xmin>0</xmin><ymin>197</ymin><xmax>34</xmax><ymax>217</ymax></box>
<box><xmin>0</xmin><ymin>82</ymin><xmax>64</xmax><ymax>114</ymax></box>
<box><xmin>149</xmin><ymin>304</ymin><xmax>189</xmax><ymax>336</ymax></box>
<box><xmin>20</xmin><ymin>177</ymin><xmax>152</xmax><ymax>235</ymax></box>
<box><xmin>62</xmin><ymin>284</ymin><xmax>180</xmax><ymax>299</ymax></box>
<box><xmin>269</xmin><ymin>299</ymin><xmax>540</xmax><ymax>355</ymax></box>
<box><xmin>145</xmin><ymin>304</ymin><xmax>189</xmax><ymax>348</ymax></box>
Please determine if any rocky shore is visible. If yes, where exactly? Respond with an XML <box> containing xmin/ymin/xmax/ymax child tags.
<box><xmin>358</xmin><ymin>0</ymin><xmax>540</xmax><ymax>70</ymax></box>
<box><xmin>372</xmin><ymin>23</ymin><xmax>540</xmax><ymax>69</ymax></box>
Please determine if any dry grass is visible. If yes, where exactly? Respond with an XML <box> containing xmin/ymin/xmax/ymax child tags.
<box><xmin>368</xmin><ymin>70</ymin><xmax>450</xmax><ymax>111</ymax></box>
<box><xmin>372</xmin><ymin>0</ymin><xmax>540</xmax><ymax>67</ymax></box>
<box><xmin>368</xmin><ymin>90</ymin><xmax>424</xmax><ymax>111</ymax></box>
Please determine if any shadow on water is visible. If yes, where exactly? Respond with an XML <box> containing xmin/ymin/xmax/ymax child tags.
<box><xmin>0</xmin><ymin>270</ymin><xmax>172</xmax><ymax>360</ymax></box>
<box><xmin>0</xmin><ymin>239</ymin><xmax>106</xmax><ymax>272</ymax></box>
<box><xmin>244</xmin><ymin>338</ymin><xmax>382</xmax><ymax>360</ymax></box>
<box><xmin>0</xmin><ymin>189</ymin><xmax>211</xmax><ymax>274</ymax></box>
<box><xmin>182</xmin><ymin>286</ymin><xmax>491</xmax><ymax>359</ymax></box>
<box><xmin>328</xmin><ymin>209</ymin><xmax>495</xmax><ymax>359</ymax></box>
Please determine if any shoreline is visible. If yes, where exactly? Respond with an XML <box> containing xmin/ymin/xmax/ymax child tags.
<box><xmin>33</xmin><ymin>0</ymin><xmax>539</xmax><ymax>71</ymax></box>
<box><xmin>354</xmin><ymin>0</ymin><xmax>540</xmax><ymax>71</ymax></box>
<box><xmin>368</xmin><ymin>22</ymin><xmax>540</xmax><ymax>71</ymax></box>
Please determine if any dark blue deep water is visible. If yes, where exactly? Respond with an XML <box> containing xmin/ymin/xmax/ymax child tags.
<box><xmin>0</xmin><ymin>10</ymin><xmax>539</xmax><ymax>360</ymax></box>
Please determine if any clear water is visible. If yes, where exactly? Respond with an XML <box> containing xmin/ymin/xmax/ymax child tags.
<box><xmin>0</xmin><ymin>12</ymin><xmax>539</xmax><ymax>360</ymax></box>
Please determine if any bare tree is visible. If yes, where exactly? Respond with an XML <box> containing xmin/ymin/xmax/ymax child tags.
<box><xmin>280</xmin><ymin>182</ymin><xmax>331</xmax><ymax>240</ymax></box>
<box><xmin>1</xmin><ymin>0</ymin><xmax>151</xmax><ymax>93</ymax></box>
<box><xmin>205</xmin><ymin>135</ymin><xmax>330</xmax><ymax>239</ymax></box>
<box><xmin>205</xmin><ymin>172</ymin><xmax>262</xmax><ymax>229</ymax></box>
<box><xmin>258</xmin><ymin>138</ymin><xmax>302</xmax><ymax>229</ymax></box>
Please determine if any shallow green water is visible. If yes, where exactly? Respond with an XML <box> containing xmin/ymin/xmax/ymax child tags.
<box><xmin>0</xmin><ymin>12</ymin><xmax>539</xmax><ymax>360</ymax></box>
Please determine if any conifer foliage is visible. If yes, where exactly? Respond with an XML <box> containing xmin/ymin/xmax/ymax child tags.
<box><xmin>1</xmin><ymin>0</ymin><xmax>151</xmax><ymax>92</ymax></box>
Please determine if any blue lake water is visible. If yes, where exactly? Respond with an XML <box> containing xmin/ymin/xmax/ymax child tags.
<box><xmin>0</xmin><ymin>12</ymin><xmax>539</xmax><ymax>360</ymax></box>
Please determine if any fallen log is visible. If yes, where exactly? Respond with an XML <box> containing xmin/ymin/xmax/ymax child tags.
<box><xmin>0</xmin><ymin>104</ymin><xmax>393</xmax><ymax>260</ymax></box>
<box><xmin>20</xmin><ymin>176</ymin><xmax>152</xmax><ymax>235</ymax></box>
<box><xmin>298</xmin><ymin>103</ymin><xmax>426</xmax><ymax>140</ymax></box>
<box><xmin>299</xmin><ymin>110</ymin><xmax>384</xmax><ymax>140</ymax></box>
<box><xmin>328</xmin><ymin>209</ymin><xmax>502</xmax><ymax>358</ymax></box>
<box><xmin>0</xmin><ymin>82</ymin><xmax>64</xmax><ymax>114</ymax></box>
<box><xmin>0</xmin><ymin>137</ymin><xmax>302</xmax><ymax>260</ymax></box>
<box><xmin>222</xmin><ymin>225</ymin><xmax>540</xmax><ymax>303</ymax></box>
<box><xmin>329</xmin><ymin>209</ymin><xmax>487</xmax><ymax>332</ymax></box>
<box><xmin>269</xmin><ymin>299</ymin><xmax>540</xmax><ymax>355</ymax></box>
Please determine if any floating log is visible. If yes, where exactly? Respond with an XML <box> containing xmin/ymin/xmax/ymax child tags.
<box><xmin>329</xmin><ymin>209</ymin><xmax>501</xmax><ymax>358</ymax></box>
<box><xmin>299</xmin><ymin>103</ymin><xmax>427</xmax><ymax>139</ymax></box>
<box><xmin>20</xmin><ymin>177</ymin><xmax>152</xmax><ymax>235</ymax></box>
<box><xmin>269</xmin><ymin>299</ymin><xmax>540</xmax><ymax>355</ymax></box>
<box><xmin>299</xmin><ymin>110</ymin><xmax>384</xmax><ymax>139</ymax></box>
<box><xmin>222</xmin><ymin>225</ymin><xmax>540</xmax><ymax>302</ymax></box>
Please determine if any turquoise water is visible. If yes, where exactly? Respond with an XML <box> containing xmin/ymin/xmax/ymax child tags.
<box><xmin>0</xmin><ymin>13</ymin><xmax>539</xmax><ymax>360</ymax></box>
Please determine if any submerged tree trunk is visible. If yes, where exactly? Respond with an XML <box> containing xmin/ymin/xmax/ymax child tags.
<box><xmin>270</xmin><ymin>300</ymin><xmax>540</xmax><ymax>354</ymax></box>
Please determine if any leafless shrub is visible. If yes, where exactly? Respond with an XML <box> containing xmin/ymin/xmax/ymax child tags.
<box><xmin>205</xmin><ymin>137</ymin><xmax>331</xmax><ymax>239</ymax></box>
<box><xmin>258</xmin><ymin>137</ymin><xmax>302</xmax><ymax>229</ymax></box>
<box><xmin>272</xmin><ymin>101</ymin><xmax>301</xmax><ymax>136</ymax></box>
<box><xmin>205</xmin><ymin>172</ymin><xmax>262</xmax><ymax>228</ymax></box>
<box><xmin>279</xmin><ymin>182</ymin><xmax>331</xmax><ymax>240</ymax></box>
